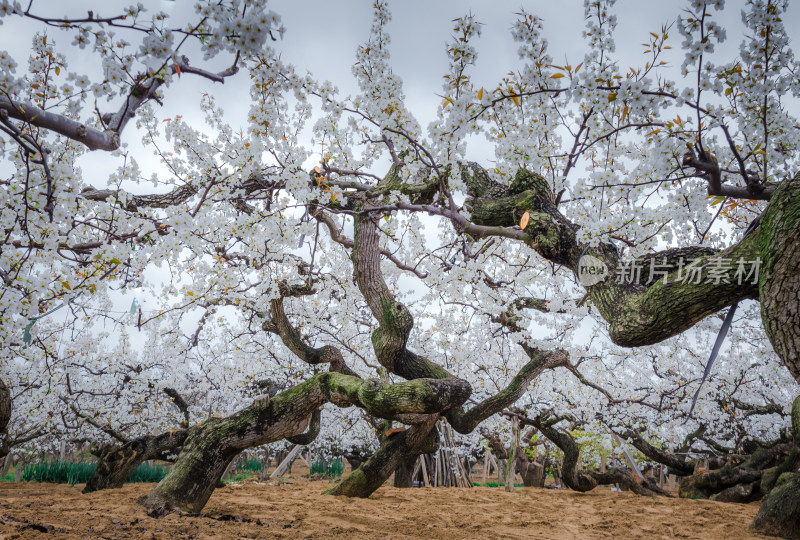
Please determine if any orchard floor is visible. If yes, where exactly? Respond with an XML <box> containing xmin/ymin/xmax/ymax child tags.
<box><xmin>0</xmin><ymin>478</ymin><xmax>768</xmax><ymax>539</ymax></box>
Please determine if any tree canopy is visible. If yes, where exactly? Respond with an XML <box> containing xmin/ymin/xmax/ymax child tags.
<box><xmin>1</xmin><ymin>0</ymin><xmax>799</xmax><ymax>533</ymax></box>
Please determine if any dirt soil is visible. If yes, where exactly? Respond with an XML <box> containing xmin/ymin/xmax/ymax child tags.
<box><xmin>0</xmin><ymin>478</ymin><xmax>768</xmax><ymax>539</ymax></box>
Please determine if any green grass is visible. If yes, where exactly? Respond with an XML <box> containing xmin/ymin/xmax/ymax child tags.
<box><xmin>125</xmin><ymin>462</ymin><xmax>169</xmax><ymax>483</ymax></box>
<box><xmin>23</xmin><ymin>460</ymin><xmax>96</xmax><ymax>485</ymax></box>
<box><xmin>21</xmin><ymin>460</ymin><xmax>169</xmax><ymax>485</ymax></box>
<box><xmin>310</xmin><ymin>458</ymin><xmax>344</xmax><ymax>477</ymax></box>
<box><xmin>223</xmin><ymin>472</ymin><xmax>251</xmax><ymax>483</ymax></box>
<box><xmin>1</xmin><ymin>471</ymin><xmax>16</xmax><ymax>482</ymax></box>
<box><xmin>236</xmin><ymin>458</ymin><xmax>264</xmax><ymax>473</ymax></box>
<box><xmin>473</xmin><ymin>481</ymin><xmax>524</xmax><ymax>487</ymax></box>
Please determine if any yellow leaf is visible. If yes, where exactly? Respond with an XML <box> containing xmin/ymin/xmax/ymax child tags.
<box><xmin>477</xmin><ymin>88</ymin><xmax>483</xmax><ymax>100</ymax></box>
<box><xmin>520</xmin><ymin>211</ymin><xmax>530</xmax><ymax>230</ymax></box>
<box><xmin>511</xmin><ymin>94</ymin><xmax>520</xmax><ymax>107</ymax></box>
<box><xmin>62</xmin><ymin>281</ymin><xmax>71</xmax><ymax>290</ymax></box>
<box><xmin>550</xmin><ymin>73</ymin><xmax>565</xmax><ymax>79</ymax></box>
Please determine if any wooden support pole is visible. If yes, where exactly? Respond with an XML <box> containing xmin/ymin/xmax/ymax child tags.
<box><xmin>270</xmin><ymin>444</ymin><xmax>303</xmax><ymax>478</ymax></box>
<box><xmin>419</xmin><ymin>455</ymin><xmax>430</xmax><ymax>486</ymax></box>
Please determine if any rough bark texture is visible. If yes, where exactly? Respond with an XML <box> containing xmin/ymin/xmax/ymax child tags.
<box><xmin>759</xmin><ymin>173</ymin><xmax>800</xmax><ymax>381</ymax></box>
<box><xmin>752</xmin><ymin>473</ymin><xmax>800</xmax><ymax>538</ymax></box>
<box><xmin>461</xmin><ymin>164</ymin><xmax>762</xmax><ymax>349</ymax></box>
<box><xmin>138</xmin><ymin>373</ymin><xmax>467</xmax><ymax>513</ymax></box>
<box><xmin>264</xmin><ymin>290</ymin><xmax>360</xmax><ymax>378</ymax></box>
<box><xmin>0</xmin><ymin>378</ymin><xmax>10</xmax><ymax>459</ymax></box>
<box><xmin>351</xmin><ymin>196</ymin><xmax>567</xmax><ymax>431</ymax></box>
<box><xmin>446</xmin><ymin>345</ymin><xmax>568</xmax><ymax>434</ymax></box>
<box><xmin>340</xmin><ymin>190</ymin><xmax>568</xmax><ymax>494</ymax></box>
<box><xmin>393</xmin><ymin>456</ymin><xmax>416</xmax><ymax>488</ymax></box>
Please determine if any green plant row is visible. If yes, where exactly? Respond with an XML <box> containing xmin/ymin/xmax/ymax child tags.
<box><xmin>236</xmin><ymin>457</ymin><xmax>264</xmax><ymax>472</ymax></box>
<box><xmin>310</xmin><ymin>458</ymin><xmax>344</xmax><ymax>477</ymax></box>
<box><xmin>20</xmin><ymin>460</ymin><xmax>168</xmax><ymax>486</ymax></box>
<box><xmin>472</xmin><ymin>481</ymin><xmax>524</xmax><ymax>487</ymax></box>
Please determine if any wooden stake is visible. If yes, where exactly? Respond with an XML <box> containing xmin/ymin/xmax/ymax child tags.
<box><xmin>270</xmin><ymin>444</ymin><xmax>302</xmax><ymax>478</ymax></box>
<box><xmin>420</xmin><ymin>455</ymin><xmax>430</xmax><ymax>486</ymax></box>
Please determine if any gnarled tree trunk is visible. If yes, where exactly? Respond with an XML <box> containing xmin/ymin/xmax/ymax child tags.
<box><xmin>84</xmin><ymin>430</ymin><xmax>187</xmax><ymax>493</ymax></box>
<box><xmin>758</xmin><ymin>173</ymin><xmax>800</xmax><ymax>381</ymax></box>
<box><xmin>138</xmin><ymin>372</ymin><xmax>468</xmax><ymax>513</ymax></box>
<box><xmin>393</xmin><ymin>456</ymin><xmax>417</xmax><ymax>488</ymax></box>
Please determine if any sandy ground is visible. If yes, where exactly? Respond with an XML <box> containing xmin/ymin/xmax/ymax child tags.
<box><xmin>0</xmin><ymin>478</ymin><xmax>768</xmax><ymax>539</ymax></box>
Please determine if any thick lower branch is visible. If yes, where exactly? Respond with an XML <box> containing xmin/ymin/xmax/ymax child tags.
<box><xmin>138</xmin><ymin>372</ymin><xmax>469</xmax><ymax>512</ymax></box>
<box><xmin>84</xmin><ymin>429</ymin><xmax>188</xmax><ymax>493</ymax></box>
<box><xmin>327</xmin><ymin>416</ymin><xmax>439</xmax><ymax>497</ymax></box>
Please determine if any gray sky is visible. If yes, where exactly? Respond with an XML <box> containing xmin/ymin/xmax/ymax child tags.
<box><xmin>5</xmin><ymin>0</ymin><xmax>797</xmax><ymax>185</ymax></box>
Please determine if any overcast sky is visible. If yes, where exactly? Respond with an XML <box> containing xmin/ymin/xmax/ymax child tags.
<box><xmin>5</xmin><ymin>0</ymin><xmax>800</xmax><ymax>186</ymax></box>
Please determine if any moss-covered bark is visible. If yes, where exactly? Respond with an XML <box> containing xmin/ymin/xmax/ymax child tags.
<box><xmin>461</xmin><ymin>164</ymin><xmax>764</xmax><ymax>349</ymax></box>
<box><xmin>138</xmin><ymin>372</ymin><xmax>469</xmax><ymax>513</ymax></box>
<box><xmin>752</xmin><ymin>473</ymin><xmax>800</xmax><ymax>538</ymax></box>
<box><xmin>345</xmin><ymin>192</ymin><xmax>572</xmax><ymax>492</ymax></box>
<box><xmin>759</xmin><ymin>173</ymin><xmax>800</xmax><ymax>381</ymax></box>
